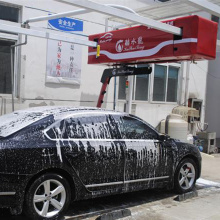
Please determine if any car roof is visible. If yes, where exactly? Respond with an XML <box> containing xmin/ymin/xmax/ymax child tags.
<box><xmin>12</xmin><ymin>106</ymin><xmax>127</xmax><ymax>117</ymax></box>
<box><xmin>0</xmin><ymin>106</ymin><xmax>128</xmax><ymax>138</ymax></box>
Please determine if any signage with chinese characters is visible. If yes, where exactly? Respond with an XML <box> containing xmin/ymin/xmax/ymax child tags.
<box><xmin>115</xmin><ymin>36</ymin><xmax>144</xmax><ymax>53</ymax></box>
<box><xmin>46</xmin><ymin>17</ymin><xmax>83</xmax><ymax>85</ymax></box>
<box><xmin>48</xmin><ymin>17</ymin><xmax>83</xmax><ymax>32</ymax></box>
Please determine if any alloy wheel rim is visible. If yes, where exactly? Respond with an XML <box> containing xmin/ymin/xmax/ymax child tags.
<box><xmin>33</xmin><ymin>179</ymin><xmax>66</xmax><ymax>218</ymax></box>
<box><xmin>178</xmin><ymin>162</ymin><xmax>195</xmax><ymax>190</ymax></box>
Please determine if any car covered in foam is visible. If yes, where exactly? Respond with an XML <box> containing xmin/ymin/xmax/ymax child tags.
<box><xmin>0</xmin><ymin>106</ymin><xmax>201</xmax><ymax>220</ymax></box>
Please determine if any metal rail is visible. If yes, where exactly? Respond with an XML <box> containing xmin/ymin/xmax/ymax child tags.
<box><xmin>25</xmin><ymin>4</ymin><xmax>138</xmax><ymax>24</ymax></box>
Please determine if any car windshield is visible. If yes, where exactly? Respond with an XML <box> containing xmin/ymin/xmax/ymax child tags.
<box><xmin>0</xmin><ymin>111</ymin><xmax>48</xmax><ymax>137</ymax></box>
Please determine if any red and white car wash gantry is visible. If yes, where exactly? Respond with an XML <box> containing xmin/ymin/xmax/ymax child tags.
<box><xmin>89</xmin><ymin>15</ymin><xmax>217</xmax><ymax>65</ymax></box>
<box><xmin>88</xmin><ymin>14</ymin><xmax>218</xmax><ymax>108</ymax></box>
<box><xmin>0</xmin><ymin>0</ymin><xmax>219</xmax><ymax>111</ymax></box>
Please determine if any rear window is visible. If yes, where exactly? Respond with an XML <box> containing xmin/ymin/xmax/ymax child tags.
<box><xmin>0</xmin><ymin>111</ymin><xmax>48</xmax><ymax>137</ymax></box>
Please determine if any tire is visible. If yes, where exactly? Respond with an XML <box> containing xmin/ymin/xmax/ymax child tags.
<box><xmin>174</xmin><ymin>158</ymin><xmax>197</xmax><ymax>194</ymax></box>
<box><xmin>24</xmin><ymin>173</ymin><xmax>71</xmax><ymax>220</ymax></box>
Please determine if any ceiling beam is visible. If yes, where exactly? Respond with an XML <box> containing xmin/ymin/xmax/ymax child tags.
<box><xmin>187</xmin><ymin>0</ymin><xmax>220</xmax><ymax>17</ymax></box>
<box><xmin>26</xmin><ymin>9</ymin><xmax>91</xmax><ymax>24</ymax></box>
<box><xmin>55</xmin><ymin>0</ymin><xmax>182</xmax><ymax>36</ymax></box>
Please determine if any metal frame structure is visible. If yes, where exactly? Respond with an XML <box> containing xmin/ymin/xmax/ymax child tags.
<box><xmin>1</xmin><ymin>0</ymin><xmax>217</xmax><ymax>49</ymax></box>
<box><xmin>25</xmin><ymin>4</ymin><xmax>138</xmax><ymax>24</ymax></box>
<box><xmin>0</xmin><ymin>23</ymin><xmax>96</xmax><ymax>47</ymax></box>
<box><xmin>0</xmin><ymin>0</ymin><xmax>219</xmax><ymax>113</ymax></box>
<box><xmin>187</xmin><ymin>0</ymin><xmax>220</xmax><ymax>17</ymax></box>
<box><xmin>55</xmin><ymin>0</ymin><xmax>182</xmax><ymax>36</ymax></box>
<box><xmin>0</xmin><ymin>0</ymin><xmax>183</xmax><ymax>113</ymax></box>
<box><xmin>10</xmin><ymin>35</ymin><xmax>28</xmax><ymax>112</ymax></box>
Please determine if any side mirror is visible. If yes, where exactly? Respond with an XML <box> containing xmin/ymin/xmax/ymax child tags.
<box><xmin>159</xmin><ymin>133</ymin><xmax>170</xmax><ymax>142</ymax></box>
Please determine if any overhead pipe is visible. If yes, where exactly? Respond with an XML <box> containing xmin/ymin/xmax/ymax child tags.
<box><xmin>184</xmin><ymin>61</ymin><xmax>190</xmax><ymax>106</ymax></box>
<box><xmin>125</xmin><ymin>75</ymin><xmax>134</xmax><ymax>114</ymax></box>
<box><xmin>10</xmin><ymin>35</ymin><xmax>28</xmax><ymax>112</ymax></box>
<box><xmin>24</xmin><ymin>4</ymin><xmax>139</xmax><ymax>25</ymax></box>
<box><xmin>0</xmin><ymin>96</ymin><xmax>4</xmax><ymax>116</ymax></box>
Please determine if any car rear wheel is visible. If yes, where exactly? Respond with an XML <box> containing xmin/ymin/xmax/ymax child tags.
<box><xmin>174</xmin><ymin>158</ymin><xmax>197</xmax><ymax>194</ymax></box>
<box><xmin>24</xmin><ymin>173</ymin><xmax>71</xmax><ymax>220</ymax></box>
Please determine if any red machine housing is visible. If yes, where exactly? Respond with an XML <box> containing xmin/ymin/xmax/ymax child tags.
<box><xmin>88</xmin><ymin>15</ymin><xmax>218</xmax><ymax>65</ymax></box>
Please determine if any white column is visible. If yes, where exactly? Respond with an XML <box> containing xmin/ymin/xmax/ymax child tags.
<box><xmin>125</xmin><ymin>75</ymin><xmax>134</xmax><ymax>114</ymax></box>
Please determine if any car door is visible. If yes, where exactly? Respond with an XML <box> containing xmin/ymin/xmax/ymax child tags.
<box><xmin>121</xmin><ymin>115</ymin><xmax>172</xmax><ymax>188</ymax></box>
<box><xmin>45</xmin><ymin>112</ymin><xmax>125</xmax><ymax>190</ymax></box>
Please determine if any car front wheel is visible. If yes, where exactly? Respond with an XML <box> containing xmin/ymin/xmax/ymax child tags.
<box><xmin>174</xmin><ymin>158</ymin><xmax>197</xmax><ymax>194</ymax></box>
<box><xmin>24</xmin><ymin>173</ymin><xmax>71</xmax><ymax>220</ymax></box>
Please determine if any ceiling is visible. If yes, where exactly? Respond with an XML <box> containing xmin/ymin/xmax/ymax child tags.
<box><xmin>108</xmin><ymin>0</ymin><xmax>220</xmax><ymax>24</ymax></box>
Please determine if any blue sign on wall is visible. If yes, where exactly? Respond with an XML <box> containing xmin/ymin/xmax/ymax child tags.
<box><xmin>48</xmin><ymin>17</ymin><xmax>83</xmax><ymax>32</ymax></box>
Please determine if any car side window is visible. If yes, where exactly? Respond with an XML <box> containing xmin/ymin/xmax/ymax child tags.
<box><xmin>122</xmin><ymin>116</ymin><xmax>158</xmax><ymax>140</ymax></box>
<box><xmin>46</xmin><ymin>114</ymin><xmax>119</xmax><ymax>140</ymax></box>
<box><xmin>106</xmin><ymin>114</ymin><xmax>123</xmax><ymax>139</ymax></box>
